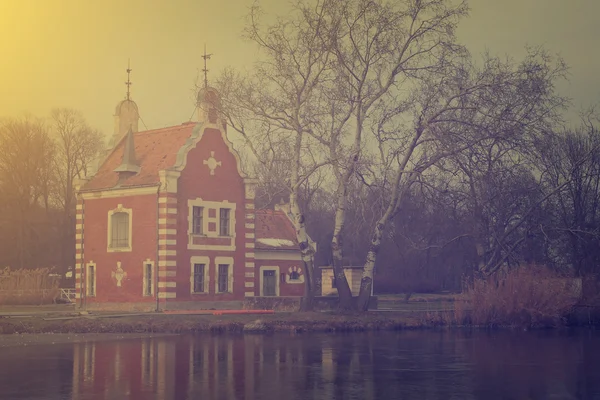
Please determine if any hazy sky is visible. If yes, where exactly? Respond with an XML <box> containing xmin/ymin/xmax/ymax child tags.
<box><xmin>1</xmin><ymin>0</ymin><xmax>598</xmax><ymax>140</ymax></box>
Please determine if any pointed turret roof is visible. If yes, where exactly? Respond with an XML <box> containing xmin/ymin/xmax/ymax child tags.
<box><xmin>114</xmin><ymin>126</ymin><xmax>140</xmax><ymax>174</ymax></box>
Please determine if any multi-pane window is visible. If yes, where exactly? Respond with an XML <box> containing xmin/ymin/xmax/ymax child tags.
<box><xmin>144</xmin><ymin>263</ymin><xmax>153</xmax><ymax>296</ymax></box>
<box><xmin>219</xmin><ymin>208</ymin><xmax>230</xmax><ymax>236</ymax></box>
<box><xmin>87</xmin><ymin>265</ymin><xmax>95</xmax><ymax>296</ymax></box>
<box><xmin>217</xmin><ymin>264</ymin><xmax>229</xmax><ymax>292</ymax></box>
<box><xmin>290</xmin><ymin>271</ymin><xmax>300</xmax><ymax>281</ymax></box>
<box><xmin>193</xmin><ymin>263</ymin><xmax>205</xmax><ymax>293</ymax></box>
<box><xmin>192</xmin><ymin>206</ymin><xmax>203</xmax><ymax>235</ymax></box>
<box><xmin>111</xmin><ymin>212</ymin><xmax>129</xmax><ymax>248</ymax></box>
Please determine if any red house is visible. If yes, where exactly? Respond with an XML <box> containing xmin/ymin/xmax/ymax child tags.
<box><xmin>74</xmin><ymin>87</ymin><xmax>308</xmax><ymax>311</ymax></box>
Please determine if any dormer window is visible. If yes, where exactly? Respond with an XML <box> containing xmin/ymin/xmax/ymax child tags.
<box><xmin>107</xmin><ymin>205</ymin><xmax>132</xmax><ymax>252</ymax></box>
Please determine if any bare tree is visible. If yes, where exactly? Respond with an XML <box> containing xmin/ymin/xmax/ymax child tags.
<box><xmin>0</xmin><ymin>116</ymin><xmax>56</xmax><ymax>269</ymax></box>
<box><xmin>354</xmin><ymin>47</ymin><xmax>568</xmax><ymax>310</ymax></box>
<box><xmin>216</xmin><ymin>0</ymin><xmax>333</xmax><ymax>310</ymax></box>
<box><xmin>310</xmin><ymin>0</ymin><xmax>470</xmax><ymax>309</ymax></box>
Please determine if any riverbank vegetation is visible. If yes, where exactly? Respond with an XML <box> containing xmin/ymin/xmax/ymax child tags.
<box><xmin>0</xmin><ymin>268</ymin><xmax>60</xmax><ymax>306</ymax></box>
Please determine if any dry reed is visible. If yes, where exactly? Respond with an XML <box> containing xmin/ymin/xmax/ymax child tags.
<box><xmin>452</xmin><ymin>265</ymin><xmax>578</xmax><ymax>328</ymax></box>
<box><xmin>0</xmin><ymin>267</ymin><xmax>60</xmax><ymax>305</ymax></box>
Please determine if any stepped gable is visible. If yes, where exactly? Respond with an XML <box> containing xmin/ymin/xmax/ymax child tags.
<box><xmin>83</xmin><ymin>122</ymin><xmax>197</xmax><ymax>191</ymax></box>
<box><xmin>254</xmin><ymin>209</ymin><xmax>298</xmax><ymax>250</ymax></box>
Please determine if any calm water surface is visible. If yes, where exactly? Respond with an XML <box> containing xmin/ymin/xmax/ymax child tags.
<box><xmin>1</xmin><ymin>329</ymin><xmax>599</xmax><ymax>400</ymax></box>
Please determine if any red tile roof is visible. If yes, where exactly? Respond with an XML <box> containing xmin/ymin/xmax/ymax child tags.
<box><xmin>83</xmin><ymin>123</ymin><xmax>196</xmax><ymax>191</ymax></box>
<box><xmin>254</xmin><ymin>209</ymin><xmax>299</xmax><ymax>250</ymax></box>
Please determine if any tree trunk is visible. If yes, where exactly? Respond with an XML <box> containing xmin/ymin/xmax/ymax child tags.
<box><xmin>356</xmin><ymin>222</ymin><xmax>384</xmax><ymax>311</ymax></box>
<box><xmin>331</xmin><ymin>186</ymin><xmax>354</xmax><ymax>310</ymax></box>
<box><xmin>290</xmin><ymin>185</ymin><xmax>316</xmax><ymax>312</ymax></box>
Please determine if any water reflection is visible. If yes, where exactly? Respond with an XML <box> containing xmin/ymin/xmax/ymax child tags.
<box><xmin>1</xmin><ymin>330</ymin><xmax>599</xmax><ymax>399</ymax></box>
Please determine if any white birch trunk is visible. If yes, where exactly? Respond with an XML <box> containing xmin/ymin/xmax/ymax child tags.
<box><xmin>289</xmin><ymin>132</ymin><xmax>317</xmax><ymax>311</ymax></box>
<box><xmin>331</xmin><ymin>183</ymin><xmax>354</xmax><ymax>309</ymax></box>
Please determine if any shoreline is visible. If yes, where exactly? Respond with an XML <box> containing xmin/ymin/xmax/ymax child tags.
<box><xmin>1</xmin><ymin>310</ymin><xmax>597</xmax><ymax>340</ymax></box>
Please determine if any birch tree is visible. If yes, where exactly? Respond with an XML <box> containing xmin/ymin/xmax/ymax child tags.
<box><xmin>216</xmin><ymin>0</ymin><xmax>333</xmax><ymax>310</ymax></box>
<box><xmin>354</xmin><ymin>48</ymin><xmax>568</xmax><ymax>310</ymax></box>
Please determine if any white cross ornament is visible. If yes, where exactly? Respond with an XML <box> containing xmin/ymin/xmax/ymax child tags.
<box><xmin>203</xmin><ymin>151</ymin><xmax>222</xmax><ymax>176</ymax></box>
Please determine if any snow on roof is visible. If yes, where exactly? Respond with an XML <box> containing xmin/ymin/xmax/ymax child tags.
<box><xmin>256</xmin><ymin>238</ymin><xmax>296</xmax><ymax>248</ymax></box>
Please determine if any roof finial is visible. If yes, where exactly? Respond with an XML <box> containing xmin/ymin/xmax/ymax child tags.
<box><xmin>125</xmin><ymin>59</ymin><xmax>132</xmax><ymax>100</ymax></box>
<box><xmin>201</xmin><ymin>44</ymin><xmax>212</xmax><ymax>88</ymax></box>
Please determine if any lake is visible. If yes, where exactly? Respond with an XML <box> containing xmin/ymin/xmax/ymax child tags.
<box><xmin>1</xmin><ymin>329</ymin><xmax>599</xmax><ymax>399</ymax></box>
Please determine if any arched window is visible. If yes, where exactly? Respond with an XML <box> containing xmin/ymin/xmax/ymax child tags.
<box><xmin>108</xmin><ymin>205</ymin><xmax>132</xmax><ymax>252</ymax></box>
<box><xmin>111</xmin><ymin>212</ymin><xmax>129</xmax><ymax>248</ymax></box>
<box><xmin>290</xmin><ymin>271</ymin><xmax>300</xmax><ymax>281</ymax></box>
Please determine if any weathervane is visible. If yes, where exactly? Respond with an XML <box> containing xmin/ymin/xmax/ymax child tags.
<box><xmin>201</xmin><ymin>44</ymin><xmax>212</xmax><ymax>88</ymax></box>
<box><xmin>125</xmin><ymin>59</ymin><xmax>132</xmax><ymax>100</ymax></box>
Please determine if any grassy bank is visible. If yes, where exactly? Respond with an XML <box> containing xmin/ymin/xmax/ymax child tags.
<box><xmin>1</xmin><ymin>308</ymin><xmax>598</xmax><ymax>335</ymax></box>
<box><xmin>0</xmin><ymin>312</ymin><xmax>429</xmax><ymax>335</ymax></box>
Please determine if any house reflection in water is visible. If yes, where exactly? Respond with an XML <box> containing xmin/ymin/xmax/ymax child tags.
<box><xmin>69</xmin><ymin>335</ymin><xmax>377</xmax><ymax>400</ymax></box>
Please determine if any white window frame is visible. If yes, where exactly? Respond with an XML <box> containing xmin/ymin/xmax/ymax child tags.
<box><xmin>142</xmin><ymin>259</ymin><xmax>154</xmax><ymax>296</ymax></box>
<box><xmin>86</xmin><ymin>261</ymin><xmax>97</xmax><ymax>297</ymax></box>
<box><xmin>190</xmin><ymin>256</ymin><xmax>210</xmax><ymax>294</ymax></box>
<box><xmin>187</xmin><ymin>198</ymin><xmax>236</xmax><ymax>251</ymax></box>
<box><xmin>259</xmin><ymin>266</ymin><xmax>280</xmax><ymax>296</ymax></box>
<box><xmin>107</xmin><ymin>204</ymin><xmax>133</xmax><ymax>252</ymax></box>
<box><xmin>214</xmin><ymin>256</ymin><xmax>234</xmax><ymax>294</ymax></box>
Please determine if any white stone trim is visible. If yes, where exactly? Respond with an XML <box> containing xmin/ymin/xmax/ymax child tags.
<box><xmin>158</xmin><ymin>169</ymin><xmax>181</xmax><ymax>193</ymax></box>
<box><xmin>245</xmin><ymin>252</ymin><xmax>255</xmax><ymax>259</ymax></box>
<box><xmin>259</xmin><ymin>266</ymin><xmax>280</xmax><ymax>297</ymax></box>
<box><xmin>76</xmin><ymin>223</ymin><xmax>83</xmax><ymax>230</ymax></box>
<box><xmin>75</xmin><ymin>233</ymin><xmax>83</xmax><ymax>240</ymax></box>
<box><xmin>143</xmin><ymin>259</ymin><xmax>155</xmax><ymax>296</ymax></box>
<box><xmin>158</xmin><ymin>292</ymin><xmax>176</xmax><ymax>299</ymax></box>
<box><xmin>80</xmin><ymin>185</ymin><xmax>158</xmax><ymax>199</ymax></box>
<box><xmin>76</xmin><ymin>214</ymin><xmax>83</xmax><ymax>220</ymax></box>
<box><xmin>76</xmin><ymin>204</ymin><xmax>83</xmax><ymax>210</ymax></box>
<box><xmin>245</xmin><ymin>213</ymin><xmax>255</xmax><ymax>220</ymax></box>
<box><xmin>245</xmin><ymin>242</ymin><xmax>255</xmax><ymax>249</ymax></box>
<box><xmin>158</xmin><ymin>239</ymin><xmax>176</xmax><ymax>246</ymax></box>
<box><xmin>158</xmin><ymin>271</ymin><xmax>176</xmax><ymax>278</ymax></box>
<box><xmin>245</xmin><ymin>282</ymin><xmax>254</xmax><ymax>288</ymax></box>
<box><xmin>255</xmin><ymin>250</ymin><xmax>302</xmax><ymax>261</ymax></box>
<box><xmin>171</xmin><ymin>121</ymin><xmax>249</xmax><ymax>179</ymax></box>
<box><xmin>158</xmin><ymin>229</ymin><xmax>177</xmax><ymax>235</ymax></box>
<box><xmin>86</xmin><ymin>261</ymin><xmax>97</xmax><ymax>297</ymax></box>
<box><xmin>214</xmin><ymin>256</ymin><xmax>234</xmax><ymax>294</ymax></box>
<box><xmin>75</xmin><ymin>243</ymin><xmax>83</xmax><ymax>250</ymax></box>
<box><xmin>186</xmin><ymin>198</ymin><xmax>237</xmax><ymax>251</ymax></box>
<box><xmin>244</xmin><ymin>203</ymin><xmax>255</xmax><ymax>210</ymax></box>
<box><xmin>245</xmin><ymin>262</ymin><xmax>255</xmax><ymax>268</ymax></box>
<box><xmin>107</xmin><ymin>204</ymin><xmax>133</xmax><ymax>253</ymax></box>
<box><xmin>190</xmin><ymin>256</ymin><xmax>210</xmax><ymax>294</ymax></box>
<box><xmin>245</xmin><ymin>291</ymin><xmax>255</xmax><ymax>297</ymax></box>
<box><xmin>158</xmin><ymin>260</ymin><xmax>177</xmax><ymax>267</ymax></box>
<box><xmin>245</xmin><ymin>223</ymin><xmax>255</xmax><ymax>229</ymax></box>
<box><xmin>245</xmin><ymin>272</ymin><xmax>255</xmax><ymax>278</ymax></box>
<box><xmin>245</xmin><ymin>232</ymin><xmax>255</xmax><ymax>239</ymax></box>
<box><xmin>158</xmin><ymin>250</ymin><xmax>176</xmax><ymax>257</ymax></box>
<box><xmin>158</xmin><ymin>282</ymin><xmax>176</xmax><ymax>288</ymax></box>
<box><xmin>164</xmin><ymin>208</ymin><xmax>177</xmax><ymax>214</ymax></box>
<box><xmin>285</xmin><ymin>265</ymin><xmax>305</xmax><ymax>284</ymax></box>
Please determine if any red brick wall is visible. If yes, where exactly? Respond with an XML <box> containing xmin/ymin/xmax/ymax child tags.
<box><xmin>80</xmin><ymin>193</ymin><xmax>158</xmax><ymax>307</ymax></box>
<box><xmin>175</xmin><ymin>127</ymin><xmax>246</xmax><ymax>301</ymax></box>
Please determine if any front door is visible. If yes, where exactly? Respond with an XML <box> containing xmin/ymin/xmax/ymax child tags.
<box><xmin>263</xmin><ymin>270</ymin><xmax>276</xmax><ymax>296</ymax></box>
